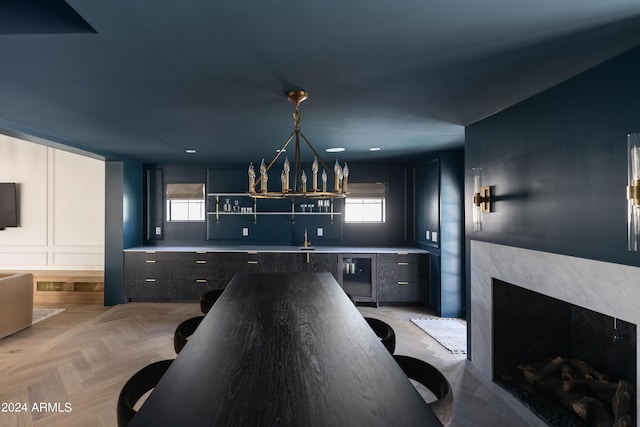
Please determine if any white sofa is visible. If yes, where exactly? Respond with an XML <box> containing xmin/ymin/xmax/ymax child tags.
<box><xmin>0</xmin><ymin>273</ymin><xmax>33</xmax><ymax>339</ymax></box>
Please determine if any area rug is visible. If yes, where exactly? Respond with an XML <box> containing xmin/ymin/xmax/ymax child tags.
<box><xmin>411</xmin><ymin>317</ymin><xmax>467</xmax><ymax>354</ymax></box>
<box><xmin>32</xmin><ymin>308</ymin><xmax>65</xmax><ymax>325</ymax></box>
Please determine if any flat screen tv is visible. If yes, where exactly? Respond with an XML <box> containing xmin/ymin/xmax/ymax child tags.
<box><xmin>0</xmin><ymin>183</ymin><xmax>18</xmax><ymax>229</ymax></box>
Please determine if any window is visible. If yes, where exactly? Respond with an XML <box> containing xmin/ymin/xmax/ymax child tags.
<box><xmin>344</xmin><ymin>183</ymin><xmax>386</xmax><ymax>223</ymax></box>
<box><xmin>166</xmin><ymin>183</ymin><xmax>205</xmax><ymax>222</ymax></box>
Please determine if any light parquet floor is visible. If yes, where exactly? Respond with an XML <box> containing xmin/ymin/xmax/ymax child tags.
<box><xmin>0</xmin><ymin>303</ymin><xmax>532</xmax><ymax>427</ymax></box>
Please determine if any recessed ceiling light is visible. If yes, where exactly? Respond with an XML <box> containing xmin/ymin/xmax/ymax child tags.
<box><xmin>185</xmin><ymin>149</ymin><xmax>197</xmax><ymax>154</ymax></box>
<box><xmin>369</xmin><ymin>147</ymin><xmax>381</xmax><ymax>151</ymax></box>
<box><xmin>325</xmin><ymin>147</ymin><xmax>345</xmax><ymax>153</ymax></box>
<box><xmin>276</xmin><ymin>149</ymin><xmax>286</xmax><ymax>153</ymax></box>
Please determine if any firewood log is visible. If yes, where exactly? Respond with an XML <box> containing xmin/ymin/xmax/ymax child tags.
<box><xmin>562</xmin><ymin>378</ymin><xmax>618</xmax><ymax>404</ymax></box>
<box><xmin>569</xmin><ymin>359</ymin><xmax>609</xmax><ymax>382</ymax></box>
<box><xmin>612</xmin><ymin>380</ymin><xmax>634</xmax><ymax>424</ymax></box>
<box><xmin>571</xmin><ymin>396</ymin><xmax>614</xmax><ymax>427</ymax></box>
<box><xmin>562</xmin><ymin>363</ymin><xmax>573</xmax><ymax>391</ymax></box>
<box><xmin>612</xmin><ymin>415</ymin><xmax>634</xmax><ymax>427</ymax></box>
<box><xmin>519</xmin><ymin>356</ymin><xmax>565</xmax><ymax>385</ymax></box>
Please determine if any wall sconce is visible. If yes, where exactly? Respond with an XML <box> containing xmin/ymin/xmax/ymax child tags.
<box><xmin>472</xmin><ymin>168</ymin><xmax>491</xmax><ymax>231</ymax></box>
<box><xmin>627</xmin><ymin>133</ymin><xmax>640</xmax><ymax>251</ymax></box>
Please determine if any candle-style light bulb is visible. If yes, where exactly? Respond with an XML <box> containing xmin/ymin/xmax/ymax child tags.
<box><xmin>342</xmin><ymin>163</ymin><xmax>349</xmax><ymax>193</ymax></box>
<box><xmin>334</xmin><ymin>160</ymin><xmax>342</xmax><ymax>192</ymax></box>
<box><xmin>312</xmin><ymin>157</ymin><xmax>319</xmax><ymax>191</ymax></box>
<box><xmin>322</xmin><ymin>169</ymin><xmax>327</xmax><ymax>193</ymax></box>
<box><xmin>248</xmin><ymin>163</ymin><xmax>256</xmax><ymax>193</ymax></box>
<box><xmin>301</xmin><ymin>170</ymin><xmax>307</xmax><ymax>193</ymax></box>
<box><xmin>260</xmin><ymin>159</ymin><xmax>267</xmax><ymax>193</ymax></box>
<box><xmin>283</xmin><ymin>157</ymin><xmax>290</xmax><ymax>191</ymax></box>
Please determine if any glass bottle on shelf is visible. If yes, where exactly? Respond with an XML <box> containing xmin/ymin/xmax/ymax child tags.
<box><xmin>224</xmin><ymin>199</ymin><xmax>231</xmax><ymax>212</ymax></box>
<box><xmin>233</xmin><ymin>200</ymin><xmax>239</xmax><ymax>213</ymax></box>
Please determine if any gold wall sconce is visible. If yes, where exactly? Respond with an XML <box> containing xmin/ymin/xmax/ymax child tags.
<box><xmin>627</xmin><ymin>133</ymin><xmax>640</xmax><ymax>251</ymax></box>
<box><xmin>472</xmin><ymin>168</ymin><xmax>492</xmax><ymax>231</ymax></box>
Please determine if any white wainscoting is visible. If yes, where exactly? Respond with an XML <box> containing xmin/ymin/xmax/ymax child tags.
<box><xmin>0</xmin><ymin>134</ymin><xmax>104</xmax><ymax>270</ymax></box>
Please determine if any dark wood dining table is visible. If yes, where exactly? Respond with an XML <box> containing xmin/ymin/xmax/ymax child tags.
<box><xmin>128</xmin><ymin>272</ymin><xmax>443</xmax><ymax>426</ymax></box>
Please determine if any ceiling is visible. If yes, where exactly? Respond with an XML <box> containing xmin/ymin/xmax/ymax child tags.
<box><xmin>1</xmin><ymin>1</ymin><xmax>640</xmax><ymax>164</ymax></box>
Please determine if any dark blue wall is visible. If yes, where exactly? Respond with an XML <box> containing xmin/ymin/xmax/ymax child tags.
<box><xmin>466</xmin><ymin>45</ymin><xmax>640</xmax><ymax>268</ymax></box>
<box><xmin>104</xmin><ymin>160</ymin><xmax>143</xmax><ymax>306</ymax></box>
<box><xmin>144</xmin><ymin>161</ymin><xmax>415</xmax><ymax>247</ymax></box>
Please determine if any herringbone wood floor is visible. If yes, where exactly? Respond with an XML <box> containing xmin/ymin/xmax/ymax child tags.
<box><xmin>0</xmin><ymin>303</ymin><xmax>530</xmax><ymax>427</ymax></box>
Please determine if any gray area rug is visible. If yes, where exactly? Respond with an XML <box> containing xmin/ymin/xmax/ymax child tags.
<box><xmin>32</xmin><ymin>308</ymin><xmax>65</xmax><ymax>325</ymax></box>
<box><xmin>411</xmin><ymin>317</ymin><xmax>467</xmax><ymax>354</ymax></box>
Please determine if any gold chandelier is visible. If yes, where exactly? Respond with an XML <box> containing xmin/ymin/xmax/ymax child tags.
<box><xmin>248</xmin><ymin>90</ymin><xmax>349</xmax><ymax>199</ymax></box>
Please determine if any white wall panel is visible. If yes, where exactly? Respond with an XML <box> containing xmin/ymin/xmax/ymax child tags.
<box><xmin>0</xmin><ymin>135</ymin><xmax>48</xmax><ymax>246</ymax></box>
<box><xmin>52</xmin><ymin>149</ymin><xmax>105</xmax><ymax>247</ymax></box>
<box><xmin>0</xmin><ymin>134</ymin><xmax>105</xmax><ymax>270</ymax></box>
<box><xmin>53</xmin><ymin>252</ymin><xmax>104</xmax><ymax>268</ymax></box>
<box><xmin>0</xmin><ymin>252</ymin><xmax>49</xmax><ymax>266</ymax></box>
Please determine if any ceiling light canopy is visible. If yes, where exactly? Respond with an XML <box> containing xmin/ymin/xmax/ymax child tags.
<box><xmin>248</xmin><ymin>90</ymin><xmax>349</xmax><ymax>199</ymax></box>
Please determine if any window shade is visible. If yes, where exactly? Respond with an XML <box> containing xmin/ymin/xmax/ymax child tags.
<box><xmin>346</xmin><ymin>182</ymin><xmax>386</xmax><ymax>198</ymax></box>
<box><xmin>166</xmin><ymin>183</ymin><xmax>205</xmax><ymax>200</ymax></box>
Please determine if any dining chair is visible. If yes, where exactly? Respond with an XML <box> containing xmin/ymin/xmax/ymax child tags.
<box><xmin>173</xmin><ymin>316</ymin><xmax>204</xmax><ymax>354</ymax></box>
<box><xmin>117</xmin><ymin>359</ymin><xmax>173</xmax><ymax>427</ymax></box>
<box><xmin>364</xmin><ymin>317</ymin><xmax>396</xmax><ymax>354</ymax></box>
<box><xmin>200</xmin><ymin>289</ymin><xmax>224</xmax><ymax>314</ymax></box>
<box><xmin>393</xmin><ymin>354</ymin><xmax>454</xmax><ymax>426</ymax></box>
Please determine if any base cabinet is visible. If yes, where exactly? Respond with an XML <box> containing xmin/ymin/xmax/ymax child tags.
<box><xmin>125</xmin><ymin>250</ymin><xmax>428</xmax><ymax>304</ymax></box>
<box><xmin>376</xmin><ymin>253</ymin><xmax>428</xmax><ymax>304</ymax></box>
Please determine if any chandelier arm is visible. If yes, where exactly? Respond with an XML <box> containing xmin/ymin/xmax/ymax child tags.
<box><xmin>299</xmin><ymin>131</ymin><xmax>332</xmax><ymax>174</ymax></box>
<box><xmin>265</xmin><ymin>131</ymin><xmax>296</xmax><ymax>171</ymax></box>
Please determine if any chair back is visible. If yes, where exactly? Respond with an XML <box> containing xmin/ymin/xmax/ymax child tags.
<box><xmin>394</xmin><ymin>355</ymin><xmax>453</xmax><ymax>426</ymax></box>
<box><xmin>117</xmin><ymin>359</ymin><xmax>173</xmax><ymax>427</ymax></box>
<box><xmin>173</xmin><ymin>316</ymin><xmax>205</xmax><ymax>354</ymax></box>
<box><xmin>365</xmin><ymin>317</ymin><xmax>396</xmax><ymax>354</ymax></box>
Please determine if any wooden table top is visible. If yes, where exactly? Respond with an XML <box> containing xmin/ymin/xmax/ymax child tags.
<box><xmin>129</xmin><ymin>272</ymin><xmax>441</xmax><ymax>427</ymax></box>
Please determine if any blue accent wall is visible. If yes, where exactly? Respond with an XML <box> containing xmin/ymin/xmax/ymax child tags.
<box><xmin>144</xmin><ymin>161</ymin><xmax>414</xmax><ymax>247</ymax></box>
<box><xmin>464</xmin><ymin>45</ymin><xmax>640</xmax><ymax>357</ymax></box>
<box><xmin>466</xmin><ymin>45</ymin><xmax>640</xmax><ymax>268</ymax></box>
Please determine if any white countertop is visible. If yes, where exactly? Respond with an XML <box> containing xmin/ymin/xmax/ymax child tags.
<box><xmin>124</xmin><ymin>245</ymin><xmax>431</xmax><ymax>254</ymax></box>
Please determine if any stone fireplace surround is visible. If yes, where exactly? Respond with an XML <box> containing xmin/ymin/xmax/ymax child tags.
<box><xmin>470</xmin><ymin>241</ymin><xmax>640</xmax><ymax>426</ymax></box>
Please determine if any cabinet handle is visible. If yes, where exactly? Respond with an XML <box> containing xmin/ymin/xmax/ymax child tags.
<box><xmin>397</xmin><ymin>281</ymin><xmax>409</xmax><ymax>285</ymax></box>
<box><xmin>196</xmin><ymin>260</ymin><xmax>207</xmax><ymax>264</ymax></box>
<box><xmin>145</xmin><ymin>278</ymin><xmax>157</xmax><ymax>282</ymax></box>
<box><xmin>195</xmin><ymin>279</ymin><xmax>207</xmax><ymax>283</ymax></box>
<box><xmin>247</xmin><ymin>251</ymin><xmax>258</xmax><ymax>255</ymax></box>
<box><xmin>145</xmin><ymin>251</ymin><xmax>156</xmax><ymax>254</ymax></box>
<box><xmin>397</xmin><ymin>262</ymin><xmax>409</xmax><ymax>266</ymax></box>
<box><xmin>397</xmin><ymin>252</ymin><xmax>409</xmax><ymax>255</ymax></box>
<box><xmin>196</xmin><ymin>251</ymin><xmax>207</xmax><ymax>254</ymax></box>
<box><xmin>145</xmin><ymin>260</ymin><xmax>157</xmax><ymax>263</ymax></box>
<box><xmin>247</xmin><ymin>260</ymin><xmax>258</xmax><ymax>264</ymax></box>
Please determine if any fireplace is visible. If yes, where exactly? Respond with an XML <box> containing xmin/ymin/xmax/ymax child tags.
<box><xmin>470</xmin><ymin>241</ymin><xmax>640</xmax><ymax>426</ymax></box>
<box><xmin>493</xmin><ymin>279</ymin><xmax>636</xmax><ymax>425</ymax></box>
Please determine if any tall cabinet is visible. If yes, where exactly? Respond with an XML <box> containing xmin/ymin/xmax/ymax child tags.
<box><xmin>414</xmin><ymin>150</ymin><xmax>464</xmax><ymax>318</ymax></box>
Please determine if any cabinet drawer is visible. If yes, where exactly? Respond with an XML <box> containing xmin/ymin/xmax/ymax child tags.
<box><xmin>125</xmin><ymin>259</ymin><xmax>176</xmax><ymax>280</ymax></box>
<box><xmin>175</xmin><ymin>278</ymin><xmax>227</xmax><ymax>301</ymax></box>
<box><xmin>125</xmin><ymin>251</ymin><xmax>177</xmax><ymax>262</ymax></box>
<box><xmin>125</xmin><ymin>279</ymin><xmax>175</xmax><ymax>301</ymax></box>
<box><xmin>378</xmin><ymin>262</ymin><xmax>426</xmax><ymax>283</ymax></box>
<box><xmin>176</xmin><ymin>260</ymin><xmax>224</xmax><ymax>280</ymax></box>
<box><xmin>377</xmin><ymin>281</ymin><xmax>426</xmax><ymax>303</ymax></box>
<box><xmin>376</xmin><ymin>253</ymin><xmax>424</xmax><ymax>263</ymax></box>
